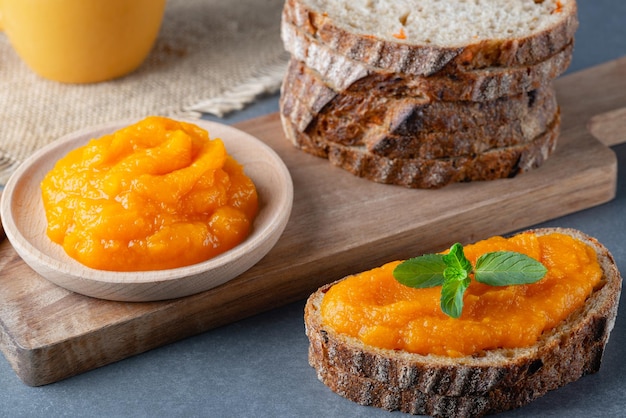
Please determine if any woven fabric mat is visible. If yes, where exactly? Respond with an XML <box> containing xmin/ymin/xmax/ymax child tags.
<box><xmin>0</xmin><ymin>0</ymin><xmax>289</xmax><ymax>186</ymax></box>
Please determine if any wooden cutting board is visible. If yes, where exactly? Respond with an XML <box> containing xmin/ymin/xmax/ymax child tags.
<box><xmin>1</xmin><ymin>57</ymin><xmax>625</xmax><ymax>386</ymax></box>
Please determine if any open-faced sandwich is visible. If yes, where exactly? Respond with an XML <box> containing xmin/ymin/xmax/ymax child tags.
<box><xmin>305</xmin><ymin>228</ymin><xmax>621</xmax><ymax>417</ymax></box>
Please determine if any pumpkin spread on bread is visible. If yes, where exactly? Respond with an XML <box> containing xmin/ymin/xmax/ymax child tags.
<box><xmin>305</xmin><ymin>228</ymin><xmax>622</xmax><ymax>417</ymax></box>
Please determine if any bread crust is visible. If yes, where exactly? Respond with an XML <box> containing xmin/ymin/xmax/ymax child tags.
<box><xmin>280</xmin><ymin>59</ymin><xmax>560</xmax><ymax>159</ymax></box>
<box><xmin>304</xmin><ymin>228</ymin><xmax>622</xmax><ymax>417</ymax></box>
<box><xmin>281</xmin><ymin>20</ymin><xmax>574</xmax><ymax>102</ymax></box>
<box><xmin>280</xmin><ymin>106</ymin><xmax>560</xmax><ymax>189</ymax></box>
<box><xmin>283</xmin><ymin>0</ymin><xmax>578</xmax><ymax>76</ymax></box>
<box><xmin>279</xmin><ymin>1</ymin><xmax>576</xmax><ymax>187</ymax></box>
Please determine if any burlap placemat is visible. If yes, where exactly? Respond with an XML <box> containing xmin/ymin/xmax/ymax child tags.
<box><xmin>0</xmin><ymin>0</ymin><xmax>289</xmax><ymax>186</ymax></box>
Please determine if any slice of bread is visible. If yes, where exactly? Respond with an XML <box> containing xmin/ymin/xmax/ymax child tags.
<box><xmin>280</xmin><ymin>59</ymin><xmax>560</xmax><ymax>159</ymax></box>
<box><xmin>280</xmin><ymin>102</ymin><xmax>560</xmax><ymax>189</ymax></box>
<box><xmin>304</xmin><ymin>228</ymin><xmax>622</xmax><ymax>417</ymax></box>
<box><xmin>283</xmin><ymin>0</ymin><xmax>578</xmax><ymax>75</ymax></box>
<box><xmin>281</xmin><ymin>20</ymin><xmax>574</xmax><ymax>102</ymax></box>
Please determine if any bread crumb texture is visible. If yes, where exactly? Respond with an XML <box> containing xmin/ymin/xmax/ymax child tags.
<box><xmin>306</xmin><ymin>0</ymin><xmax>569</xmax><ymax>45</ymax></box>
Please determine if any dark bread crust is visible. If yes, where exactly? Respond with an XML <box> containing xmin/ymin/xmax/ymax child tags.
<box><xmin>281</xmin><ymin>20</ymin><xmax>574</xmax><ymax>102</ymax></box>
<box><xmin>279</xmin><ymin>2</ymin><xmax>575</xmax><ymax>189</ymax></box>
<box><xmin>280</xmin><ymin>58</ymin><xmax>560</xmax><ymax>159</ymax></box>
<box><xmin>280</xmin><ymin>108</ymin><xmax>560</xmax><ymax>189</ymax></box>
<box><xmin>283</xmin><ymin>0</ymin><xmax>578</xmax><ymax>76</ymax></box>
<box><xmin>304</xmin><ymin>228</ymin><xmax>622</xmax><ymax>417</ymax></box>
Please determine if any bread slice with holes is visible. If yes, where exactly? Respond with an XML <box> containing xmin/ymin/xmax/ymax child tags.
<box><xmin>281</xmin><ymin>19</ymin><xmax>574</xmax><ymax>102</ymax></box>
<box><xmin>304</xmin><ymin>227</ymin><xmax>622</xmax><ymax>417</ymax></box>
<box><xmin>282</xmin><ymin>0</ymin><xmax>578</xmax><ymax>76</ymax></box>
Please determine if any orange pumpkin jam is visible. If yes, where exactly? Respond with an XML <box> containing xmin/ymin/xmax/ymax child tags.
<box><xmin>320</xmin><ymin>232</ymin><xmax>603</xmax><ymax>357</ymax></box>
<box><xmin>41</xmin><ymin>116</ymin><xmax>258</xmax><ymax>271</ymax></box>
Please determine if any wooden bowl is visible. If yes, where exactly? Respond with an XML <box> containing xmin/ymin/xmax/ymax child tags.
<box><xmin>0</xmin><ymin>119</ymin><xmax>293</xmax><ymax>302</ymax></box>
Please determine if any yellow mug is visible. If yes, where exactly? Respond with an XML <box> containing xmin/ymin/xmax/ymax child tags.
<box><xmin>0</xmin><ymin>0</ymin><xmax>166</xmax><ymax>83</ymax></box>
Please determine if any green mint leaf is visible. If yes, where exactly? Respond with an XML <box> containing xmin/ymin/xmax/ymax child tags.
<box><xmin>474</xmin><ymin>251</ymin><xmax>547</xmax><ymax>286</ymax></box>
<box><xmin>393</xmin><ymin>254</ymin><xmax>446</xmax><ymax>288</ymax></box>
<box><xmin>442</xmin><ymin>243</ymin><xmax>472</xmax><ymax>275</ymax></box>
<box><xmin>443</xmin><ymin>266</ymin><xmax>468</xmax><ymax>282</ymax></box>
<box><xmin>393</xmin><ymin>242</ymin><xmax>548</xmax><ymax>319</ymax></box>
<box><xmin>440</xmin><ymin>275</ymin><xmax>470</xmax><ymax>319</ymax></box>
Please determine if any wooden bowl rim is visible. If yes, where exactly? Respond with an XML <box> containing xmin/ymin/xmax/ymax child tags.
<box><xmin>0</xmin><ymin>118</ymin><xmax>293</xmax><ymax>295</ymax></box>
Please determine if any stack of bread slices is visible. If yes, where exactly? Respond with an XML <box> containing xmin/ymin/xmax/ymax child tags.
<box><xmin>279</xmin><ymin>0</ymin><xmax>578</xmax><ymax>188</ymax></box>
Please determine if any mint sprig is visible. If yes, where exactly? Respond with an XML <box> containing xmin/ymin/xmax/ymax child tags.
<box><xmin>392</xmin><ymin>243</ymin><xmax>547</xmax><ymax>318</ymax></box>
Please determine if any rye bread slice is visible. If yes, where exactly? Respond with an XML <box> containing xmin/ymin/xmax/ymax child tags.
<box><xmin>280</xmin><ymin>58</ymin><xmax>559</xmax><ymax>159</ymax></box>
<box><xmin>280</xmin><ymin>106</ymin><xmax>560</xmax><ymax>189</ymax></box>
<box><xmin>281</xmin><ymin>19</ymin><xmax>573</xmax><ymax>102</ymax></box>
<box><xmin>304</xmin><ymin>228</ymin><xmax>622</xmax><ymax>417</ymax></box>
<box><xmin>282</xmin><ymin>0</ymin><xmax>578</xmax><ymax>76</ymax></box>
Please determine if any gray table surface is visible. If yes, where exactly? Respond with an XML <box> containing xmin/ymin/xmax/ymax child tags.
<box><xmin>2</xmin><ymin>2</ymin><xmax>625</xmax><ymax>417</ymax></box>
